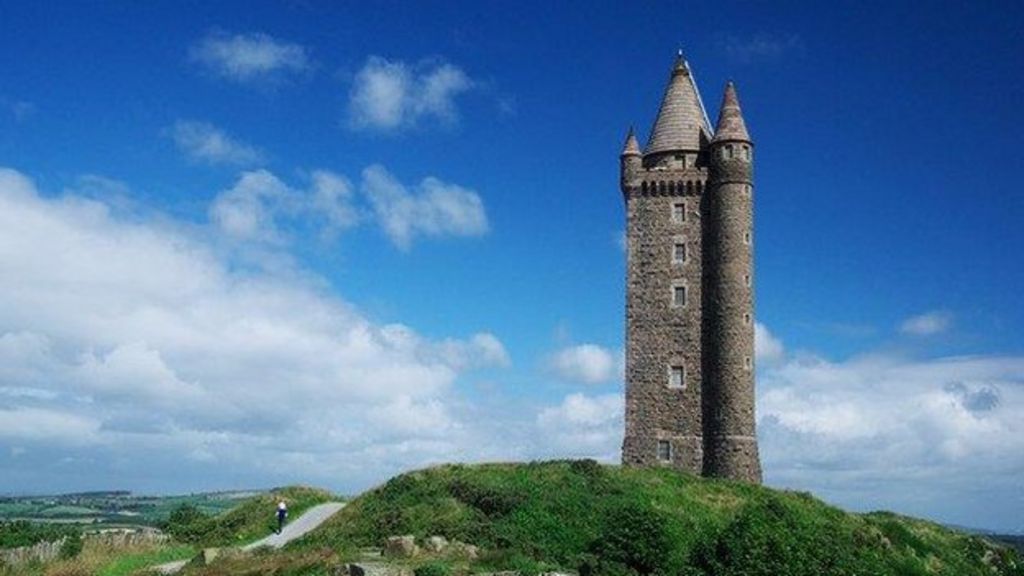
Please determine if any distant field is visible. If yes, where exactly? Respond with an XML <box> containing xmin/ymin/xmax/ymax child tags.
<box><xmin>0</xmin><ymin>490</ymin><xmax>258</xmax><ymax>529</ymax></box>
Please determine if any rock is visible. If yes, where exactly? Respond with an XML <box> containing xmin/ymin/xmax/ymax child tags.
<box><xmin>200</xmin><ymin>548</ymin><xmax>221</xmax><ymax>565</ymax></box>
<box><xmin>449</xmin><ymin>540</ymin><xmax>479</xmax><ymax>560</ymax></box>
<box><xmin>384</xmin><ymin>535</ymin><xmax>419</xmax><ymax>558</ymax></box>
<box><xmin>347</xmin><ymin>562</ymin><xmax>414</xmax><ymax>576</ymax></box>
<box><xmin>424</xmin><ymin>535</ymin><xmax>449</xmax><ymax>553</ymax></box>
<box><xmin>195</xmin><ymin>547</ymin><xmax>248</xmax><ymax>566</ymax></box>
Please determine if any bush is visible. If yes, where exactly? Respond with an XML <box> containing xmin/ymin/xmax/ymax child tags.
<box><xmin>58</xmin><ymin>533</ymin><xmax>83</xmax><ymax>559</ymax></box>
<box><xmin>584</xmin><ymin>501</ymin><xmax>671</xmax><ymax>576</ymax></box>
<box><xmin>448</xmin><ymin>480</ymin><xmax>523</xmax><ymax>518</ymax></box>
<box><xmin>0</xmin><ymin>520</ymin><xmax>80</xmax><ymax>550</ymax></box>
<box><xmin>163</xmin><ymin>503</ymin><xmax>214</xmax><ymax>544</ymax></box>
<box><xmin>692</xmin><ymin>496</ymin><xmax>874</xmax><ymax>576</ymax></box>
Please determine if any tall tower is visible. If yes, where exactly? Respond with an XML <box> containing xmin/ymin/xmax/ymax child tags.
<box><xmin>702</xmin><ymin>82</ymin><xmax>762</xmax><ymax>483</ymax></box>
<box><xmin>620</xmin><ymin>54</ymin><xmax>761</xmax><ymax>483</ymax></box>
<box><xmin>621</xmin><ymin>54</ymin><xmax>711</xmax><ymax>474</ymax></box>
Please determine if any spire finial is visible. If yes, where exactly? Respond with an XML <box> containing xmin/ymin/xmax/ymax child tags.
<box><xmin>621</xmin><ymin>125</ymin><xmax>641</xmax><ymax>156</ymax></box>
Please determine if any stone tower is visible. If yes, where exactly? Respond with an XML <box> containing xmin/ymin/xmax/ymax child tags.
<box><xmin>620</xmin><ymin>54</ymin><xmax>761</xmax><ymax>484</ymax></box>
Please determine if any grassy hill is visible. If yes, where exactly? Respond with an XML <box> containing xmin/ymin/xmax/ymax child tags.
<box><xmin>300</xmin><ymin>460</ymin><xmax>1021</xmax><ymax>576</ymax></box>
<box><xmin>165</xmin><ymin>485</ymin><xmax>335</xmax><ymax>547</ymax></box>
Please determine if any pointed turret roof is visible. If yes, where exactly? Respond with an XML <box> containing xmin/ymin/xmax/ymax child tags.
<box><xmin>645</xmin><ymin>54</ymin><xmax>712</xmax><ymax>155</ymax></box>
<box><xmin>621</xmin><ymin>126</ymin><xmax>641</xmax><ymax>156</ymax></box>
<box><xmin>713</xmin><ymin>81</ymin><xmax>751</xmax><ymax>142</ymax></box>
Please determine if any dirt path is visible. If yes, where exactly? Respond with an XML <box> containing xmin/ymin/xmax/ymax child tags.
<box><xmin>153</xmin><ymin>502</ymin><xmax>345</xmax><ymax>574</ymax></box>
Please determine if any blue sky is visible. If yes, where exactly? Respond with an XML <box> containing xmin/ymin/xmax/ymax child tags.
<box><xmin>1</xmin><ymin>1</ymin><xmax>1022</xmax><ymax>533</ymax></box>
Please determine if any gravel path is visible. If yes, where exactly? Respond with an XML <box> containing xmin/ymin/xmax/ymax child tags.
<box><xmin>242</xmin><ymin>502</ymin><xmax>345</xmax><ymax>551</ymax></box>
<box><xmin>152</xmin><ymin>502</ymin><xmax>345</xmax><ymax>574</ymax></box>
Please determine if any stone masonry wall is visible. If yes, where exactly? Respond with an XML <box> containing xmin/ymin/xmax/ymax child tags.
<box><xmin>623</xmin><ymin>170</ymin><xmax>707</xmax><ymax>473</ymax></box>
<box><xmin>701</xmin><ymin>148</ymin><xmax>762</xmax><ymax>484</ymax></box>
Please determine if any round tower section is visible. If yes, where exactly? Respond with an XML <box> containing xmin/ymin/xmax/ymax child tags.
<box><xmin>702</xmin><ymin>82</ymin><xmax>762</xmax><ymax>483</ymax></box>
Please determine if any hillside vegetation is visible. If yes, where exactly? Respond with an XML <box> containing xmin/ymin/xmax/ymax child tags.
<box><xmin>301</xmin><ymin>460</ymin><xmax>1021</xmax><ymax>576</ymax></box>
<box><xmin>165</xmin><ymin>486</ymin><xmax>335</xmax><ymax>547</ymax></box>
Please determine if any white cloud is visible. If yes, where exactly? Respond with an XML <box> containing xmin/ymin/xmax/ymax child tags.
<box><xmin>190</xmin><ymin>32</ymin><xmax>310</xmax><ymax>83</ymax></box>
<box><xmin>348</xmin><ymin>56</ymin><xmax>473</xmax><ymax>131</ymax></box>
<box><xmin>758</xmin><ymin>351</ymin><xmax>1024</xmax><ymax>528</ymax></box>
<box><xmin>170</xmin><ymin>120</ymin><xmax>264</xmax><ymax>166</ymax></box>
<box><xmin>0</xmin><ymin>166</ymin><xmax>509</xmax><ymax>489</ymax></box>
<box><xmin>536</xmin><ymin>393</ymin><xmax>623</xmax><ymax>460</ymax></box>
<box><xmin>899</xmin><ymin>310</ymin><xmax>952</xmax><ymax>336</ymax></box>
<box><xmin>0</xmin><ymin>408</ymin><xmax>100</xmax><ymax>445</ymax></box>
<box><xmin>361</xmin><ymin>164</ymin><xmax>488</xmax><ymax>250</ymax></box>
<box><xmin>755</xmin><ymin>322</ymin><xmax>784</xmax><ymax>363</ymax></box>
<box><xmin>209</xmin><ymin>169</ymin><xmax>356</xmax><ymax>243</ymax></box>
<box><xmin>549</xmin><ymin>344</ymin><xmax>620</xmax><ymax>384</ymax></box>
<box><xmin>209</xmin><ymin>169</ymin><xmax>295</xmax><ymax>242</ymax></box>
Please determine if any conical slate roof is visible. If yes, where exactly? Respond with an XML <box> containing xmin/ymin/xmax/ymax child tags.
<box><xmin>645</xmin><ymin>55</ymin><xmax>711</xmax><ymax>154</ymax></box>
<box><xmin>621</xmin><ymin>126</ymin><xmax>641</xmax><ymax>156</ymax></box>
<box><xmin>713</xmin><ymin>81</ymin><xmax>750</xmax><ymax>142</ymax></box>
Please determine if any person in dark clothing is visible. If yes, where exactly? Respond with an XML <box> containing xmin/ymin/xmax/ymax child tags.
<box><xmin>276</xmin><ymin>501</ymin><xmax>288</xmax><ymax>534</ymax></box>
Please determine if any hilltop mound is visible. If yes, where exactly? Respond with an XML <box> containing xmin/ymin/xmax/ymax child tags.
<box><xmin>302</xmin><ymin>461</ymin><xmax>1021</xmax><ymax>576</ymax></box>
<box><xmin>166</xmin><ymin>485</ymin><xmax>335</xmax><ymax>547</ymax></box>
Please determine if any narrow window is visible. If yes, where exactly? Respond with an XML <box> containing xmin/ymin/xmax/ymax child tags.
<box><xmin>673</xmin><ymin>285</ymin><xmax>686</xmax><ymax>307</ymax></box>
<box><xmin>743</xmin><ymin>145</ymin><xmax>751</xmax><ymax>160</ymax></box>
<box><xmin>657</xmin><ymin>440</ymin><xmax>671</xmax><ymax>462</ymax></box>
<box><xmin>669</xmin><ymin>365</ymin><xmax>685</xmax><ymax>389</ymax></box>
<box><xmin>726</xmin><ymin>144</ymin><xmax>734</xmax><ymax>159</ymax></box>
<box><xmin>672</xmin><ymin>202</ymin><xmax>685</xmax><ymax>223</ymax></box>
<box><xmin>673</xmin><ymin>242</ymin><xmax>686</xmax><ymax>264</ymax></box>
<box><xmin>745</xmin><ymin>357</ymin><xmax>752</xmax><ymax>371</ymax></box>
<box><xmin>744</xmin><ymin>231</ymin><xmax>751</xmax><ymax>245</ymax></box>
<box><xmin>745</xmin><ymin>274</ymin><xmax>752</xmax><ymax>288</ymax></box>
<box><xmin>744</xmin><ymin>313</ymin><xmax>751</xmax><ymax>325</ymax></box>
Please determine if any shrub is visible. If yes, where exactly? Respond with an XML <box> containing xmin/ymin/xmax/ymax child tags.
<box><xmin>162</xmin><ymin>503</ymin><xmax>214</xmax><ymax>544</ymax></box>
<box><xmin>58</xmin><ymin>534</ymin><xmax>83</xmax><ymax>559</ymax></box>
<box><xmin>448</xmin><ymin>480</ymin><xmax>523</xmax><ymax>518</ymax></box>
<box><xmin>584</xmin><ymin>500</ymin><xmax>671</xmax><ymax>576</ymax></box>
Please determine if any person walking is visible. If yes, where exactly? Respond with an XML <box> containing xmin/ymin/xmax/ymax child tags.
<box><xmin>276</xmin><ymin>501</ymin><xmax>288</xmax><ymax>534</ymax></box>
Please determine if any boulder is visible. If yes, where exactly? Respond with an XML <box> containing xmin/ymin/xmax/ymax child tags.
<box><xmin>424</xmin><ymin>536</ymin><xmax>449</xmax><ymax>553</ymax></box>
<box><xmin>384</xmin><ymin>535</ymin><xmax>419</xmax><ymax>558</ymax></box>
<box><xmin>449</xmin><ymin>540</ymin><xmax>479</xmax><ymax>560</ymax></box>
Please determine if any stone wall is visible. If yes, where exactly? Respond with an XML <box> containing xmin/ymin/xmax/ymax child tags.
<box><xmin>622</xmin><ymin>168</ymin><xmax>707</xmax><ymax>473</ymax></box>
<box><xmin>0</xmin><ymin>537</ymin><xmax>66</xmax><ymax>567</ymax></box>
<box><xmin>701</xmin><ymin>147</ymin><xmax>761</xmax><ymax>484</ymax></box>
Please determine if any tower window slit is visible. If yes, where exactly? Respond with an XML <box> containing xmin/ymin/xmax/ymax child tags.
<box><xmin>657</xmin><ymin>440</ymin><xmax>672</xmax><ymax>462</ymax></box>
<box><xmin>672</xmin><ymin>202</ymin><xmax>685</xmax><ymax>223</ymax></box>
<box><xmin>673</xmin><ymin>285</ymin><xmax>686</xmax><ymax>307</ymax></box>
<box><xmin>673</xmin><ymin>242</ymin><xmax>686</xmax><ymax>264</ymax></box>
<box><xmin>669</xmin><ymin>365</ymin><xmax>685</xmax><ymax>389</ymax></box>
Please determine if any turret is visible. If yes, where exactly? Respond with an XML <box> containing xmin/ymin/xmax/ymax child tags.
<box><xmin>702</xmin><ymin>81</ymin><xmax>761</xmax><ymax>483</ymax></box>
<box><xmin>643</xmin><ymin>52</ymin><xmax>712</xmax><ymax>170</ymax></box>
<box><xmin>620</xmin><ymin>126</ymin><xmax>641</xmax><ymax>194</ymax></box>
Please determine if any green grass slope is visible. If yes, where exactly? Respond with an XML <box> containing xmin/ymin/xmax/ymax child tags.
<box><xmin>166</xmin><ymin>486</ymin><xmax>336</xmax><ymax>547</ymax></box>
<box><xmin>302</xmin><ymin>460</ymin><xmax>1021</xmax><ymax>576</ymax></box>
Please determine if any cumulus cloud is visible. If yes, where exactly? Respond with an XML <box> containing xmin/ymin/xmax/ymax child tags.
<box><xmin>536</xmin><ymin>393</ymin><xmax>623</xmax><ymax>460</ymax></box>
<box><xmin>0</xmin><ymin>166</ymin><xmax>508</xmax><ymax>490</ymax></box>
<box><xmin>758</xmin><ymin>351</ymin><xmax>1024</xmax><ymax>529</ymax></box>
<box><xmin>209</xmin><ymin>169</ymin><xmax>356</xmax><ymax>243</ymax></box>
<box><xmin>190</xmin><ymin>32</ymin><xmax>310</xmax><ymax>83</ymax></box>
<box><xmin>361</xmin><ymin>164</ymin><xmax>488</xmax><ymax>250</ymax></box>
<box><xmin>755</xmin><ymin>322</ymin><xmax>784</xmax><ymax>363</ymax></box>
<box><xmin>348</xmin><ymin>56</ymin><xmax>473</xmax><ymax>131</ymax></box>
<box><xmin>549</xmin><ymin>344</ymin><xmax>620</xmax><ymax>384</ymax></box>
<box><xmin>899</xmin><ymin>310</ymin><xmax>952</xmax><ymax>336</ymax></box>
<box><xmin>170</xmin><ymin>120</ymin><xmax>264</xmax><ymax>166</ymax></box>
